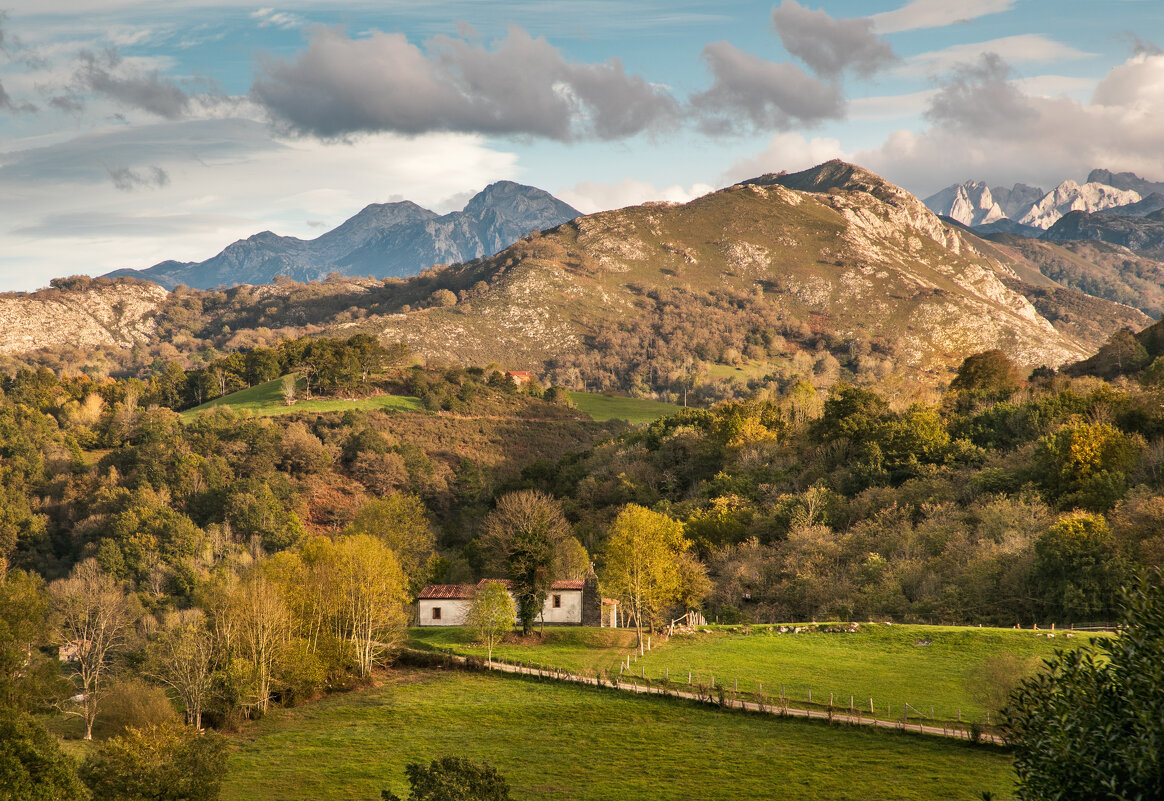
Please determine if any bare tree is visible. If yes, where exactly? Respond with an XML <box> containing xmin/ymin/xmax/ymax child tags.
<box><xmin>221</xmin><ymin>569</ymin><xmax>290</xmax><ymax>714</ymax></box>
<box><xmin>50</xmin><ymin>559</ymin><xmax>141</xmax><ymax>739</ymax></box>
<box><xmin>146</xmin><ymin>610</ymin><xmax>216</xmax><ymax>728</ymax></box>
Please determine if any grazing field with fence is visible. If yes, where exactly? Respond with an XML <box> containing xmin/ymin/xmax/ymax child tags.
<box><xmin>222</xmin><ymin>669</ymin><xmax>1016</xmax><ymax>801</ymax></box>
<box><xmin>411</xmin><ymin>622</ymin><xmax>1106</xmax><ymax>726</ymax></box>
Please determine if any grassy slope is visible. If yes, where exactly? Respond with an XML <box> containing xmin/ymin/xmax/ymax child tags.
<box><xmin>182</xmin><ymin>375</ymin><xmax>422</xmax><ymax>419</ymax></box>
<box><xmin>410</xmin><ymin>624</ymin><xmax>1104</xmax><ymax>723</ymax></box>
<box><xmin>568</xmin><ymin>391</ymin><xmax>683</xmax><ymax>423</ymax></box>
<box><xmin>223</xmin><ymin>670</ymin><xmax>1015</xmax><ymax>801</ymax></box>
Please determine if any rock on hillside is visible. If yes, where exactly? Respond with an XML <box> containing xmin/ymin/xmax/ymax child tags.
<box><xmin>1042</xmin><ymin>209</ymin><xmax>1164</xmax><ymax>252</ymax></box>
<box><xmin>1018</xmin><ymin>180</ymin><xmax>1141</xmax><ymax>229</ymax></box>
<box><xmin>0</xmin><ymin>280</ymin><xmax>167</xmax><ymax>354</ymax></box>
<box><xmin>363</xmin><ymin>160</ymin><xmax>1093</xmax><ymax>390</ymax></box>
<box><xmin>106</xmin><ymin>182</ymin><xmax>580</xmax><ymax>290</ymax></box>
<box><xmin>1086</xmin><ymin>169</ymin><xmax>1164</xmax><ymax>197</ymax></box>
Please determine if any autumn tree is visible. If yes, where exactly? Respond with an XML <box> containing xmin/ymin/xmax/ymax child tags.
<box><xmin>1034</xmin><ymin>422</ymin><xmax>1142</xmax><ymax>512</ymax></box>
<box><xmin>79</xmin><ymin>723</ymin><xmax>227</xmax><ymax>801</ymax></box>
<box><xmin>50</xmin><ymin>559</ymin><xmax>142</xmax><ymax>739</ymax></box>
<box><xmin>322</xmin><ymin>535</ymin><xmax>408</xmax><ymax>677</ymax></box>
<box><xmin>1031</xmin><ymin>513</ymin><xmax>1126</xmax><ymax>622</ymax></box>
<box><xmin>217</xmin><ymin>568</ymin><xmax>290</xmax><ymax>715</ymax></box>
<box><xmin>145</xmin><ymin>611</ymin><xmax>215</xmax><ymax>729</ymax></box>
<box><xmin>344</xmin><ymin>494</ymin><xmax>436</xmax><ymax>594</ymax></box>
<box><xmin>466</xmin><ymin>581</ymin><xmax>514</xmax><ymax>665</ymax></box>
<box><xmin>601</xmin><ymin>504</ymin><xmax>690</xmax><ymax>651</ymax></box>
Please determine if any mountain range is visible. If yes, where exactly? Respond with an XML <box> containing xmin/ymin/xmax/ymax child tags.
<box><xmin>105</xmin><ymin>181</ymin><xmax>580</xmax><ymax>290</ymax></box>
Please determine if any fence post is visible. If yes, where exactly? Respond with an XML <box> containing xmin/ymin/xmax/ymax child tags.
<box><xmin>807</xmin><ymin>689</ymin><xmax>811</xmax><ymax>704</ymax></box>
<box><xmin>869</xmin><ymin>698</ymin><xmax>874</xmax><ymax>714</ymax></box>
<box><xmin>734</xmin><ymin>679</ymin><xmax>738</xmax><ymax>692</ymax></box>
<box><xmin>688</xmin><ymin>671</ymin><xmax>692</xmax><ymax>685</ymax></box>
<box><xmin>711</xmin><ymin>674</ymin><xmax>714</xmax><ymax>689</ymax></box>
<box><xmin>665</xmin><ymin>668</ymin><xmax>668</xmax><ymax>681</ymax></box>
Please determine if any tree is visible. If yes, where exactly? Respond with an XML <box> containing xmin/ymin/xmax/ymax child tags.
<box><xmin>0</xmin><ymin>708</ymin><xmax>87</xmax><ymax>801</ymax></box>
<box><xmin>79</xmin><ymin>723</ymin><xmax>227</xmax><ymax>801</ymax></box>
<box><xmin>948</xmin><ymin>350</ymin><xmax>1023</xmax><ymax>396</ymax></box>
<box><xmin>1030</xmin><ymin>513</ymin><xmax>1125</xmax><ymax>622</ymax></box>
<box><xmin>1005</xmin><ymin>570</ymin><xmax>1164</xmax><ymax>800</ymax></box>
<box><xmin>1034</xmin><ymin>422</ymin><xmax>1142</xmax><ymax>512</ymax></box>
<box><xmin>344</xmin><ymin>494</ymin><xmax>436</xmax><ymax>595</ymax></box>
<box><xmin>323</xmin><ymin>535</ymin><xmax>408</xmax><ymax>677</ymax></box>
<box><xmin>466</xmin><ymin>581</ymin><xmax>513</xmax><ymax>665</ymax></box>
<box><xmin>280</xmin><ymin>374</ymin><xmax>296</xmax><ymax>406</ymax></box>
<box><xmin>480</xmin><ymin>491</ymin><xmax>570</xmax><ymax>635</ymax></box>
<box><xmin>50</xmin><ymin>559</ymin><xmax>142</xmax><ymax>740</ymax></box>
<box><xmin>601</xmin><ymin>504</ymin><xmax>689</xmax><ymax>651</ymax></box>
<box><xmin>0</xmin><ymin>566</ymin><xmax>68</xmax><ymax>713</ymax></box>
<box><xmin>382</xmin><ymin>756</ymin><xmax>510</xmax><ymax>801</ymax></box>
<box><xmin>217</xmin><ymin>568</ymin><xmax>290</xmax><ymax>715</ymax></box>
<box><xmin>145</xmin><ymin>611</ymin><xmax>215</xmax><ymax>729</ymax></box>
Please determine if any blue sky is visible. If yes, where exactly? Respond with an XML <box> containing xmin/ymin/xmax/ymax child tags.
<box><xmin>1</xmin><ymin>0</ymin><xmax>1163</xmax><ymax>290</ymax></box>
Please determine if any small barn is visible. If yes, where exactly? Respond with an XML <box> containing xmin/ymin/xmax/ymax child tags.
<box><xmin>418</xmin><ymin>569</ymin><xmax>617</xmax><ymax>627</ymax></box>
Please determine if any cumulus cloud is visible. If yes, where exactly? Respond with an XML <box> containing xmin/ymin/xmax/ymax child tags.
<box><xmin>105</xmin><ymin>164</ymin><xmax>170</xmax><ymax>190</ymax></box>
<box><xmin>770</xmin><ymin>0</ymin><xmax>896</xmax><ymax>79</ymax></box>
<box><xmin>0</xmin><ymin>79</ymin><xmax>37</xmax><ymax>113</ymax></box>
<box><xmin>725</xmin><ymin>132</ymin><xmax>846</xmax><ymax>183</ymax></box>
<box><xmin>870</xmin><ymin>0</ymin><xmax>1015</xmax><ymax>34</ymax></box>
<box><xmin>251</xmin><ymin>26</ymin><xmax>680</xmax><ymax>141</ymax></box>
<box><xmin>689</xmin><ymin>41</ymin><xmax>844</xmax><ymax>134</ymax></box>
<box><xmin>557</xmin><ymin>178</ymin><xmax>714</xmax><ymax>214</ymax></box>
<box><xmin>854</xmin><ymin>51</ymin><xmax>1164</xmax><ymax>195</ymax></box>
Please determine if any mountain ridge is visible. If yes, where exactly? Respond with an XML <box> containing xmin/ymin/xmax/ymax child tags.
<box><xmin>105</xmin><ymin>181</ymin><xmax>580</xmax><ymax>290</ymax></box>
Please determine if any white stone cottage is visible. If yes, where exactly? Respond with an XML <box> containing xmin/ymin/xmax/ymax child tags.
<box><xmin>417</xmin><ymin>573</ymin><xmax>618</xmax><ymax>628</ymax></box>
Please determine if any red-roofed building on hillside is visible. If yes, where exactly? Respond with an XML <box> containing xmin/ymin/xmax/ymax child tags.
<box><xmin>417</xmin><ymin>568</ymin><xmax>617</xmax><ymax>628</ymax></box>
<box><xmin>505</xmin><ymin>371</ymin><xmax>532</xmax><ymax>387</ymax></box>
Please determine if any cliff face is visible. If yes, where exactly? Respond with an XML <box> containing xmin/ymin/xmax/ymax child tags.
<box><xmin>0</xmin><ymin>281</ymin><xmax>168</xmax><ymax>354</ymax></box>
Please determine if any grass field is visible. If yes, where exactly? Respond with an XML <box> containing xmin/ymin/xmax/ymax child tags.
<box><xmin>183</xmin><ymin>376</ymin><xmax>423</xmax><ymax>419</ymax></box>
<box><xmin>568</xmin><ymin>391</ymin><xmax>683</xmax><ymax>423</ymax></box>
<box><xmin>411</xmin><ymin>624</ymin><xmax>1104</xmax><ymax>723</ymax></box>
<box><xmin>223</xmin><ymin>669</ymin><xmax>1015</xmax><ymax>801</ymax></box>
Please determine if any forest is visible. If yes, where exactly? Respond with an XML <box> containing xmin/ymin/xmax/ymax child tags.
<box><xmin>4</xmin><ymin>332</ymin><xmax>1164</xmax><ymax>797</ymax></box>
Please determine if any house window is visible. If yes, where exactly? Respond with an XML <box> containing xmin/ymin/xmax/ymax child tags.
<box><xmin>432</xmin><ymin>607</ymin><xmax>442</xmax><ymax>620</ymax></box>
<box><xmin>552</xmin><ymin>595</ymin><xmax>561</xmax><ymax>608</ymax></box>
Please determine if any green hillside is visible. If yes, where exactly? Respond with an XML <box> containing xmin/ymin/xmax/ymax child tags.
<box><xmin>411</xmin><ymin>624</ymin><xmax>1104</xmax><ymax>723</ymax></box>
<box><xmin>183</xmin><ymin>375</ymin><xmax>423</xmax><ymax>419</ymax></box>
<box><xmin>223</xmin><ymin>670</ymin><xmax>1015</xmax><ymax>801</ymax></box>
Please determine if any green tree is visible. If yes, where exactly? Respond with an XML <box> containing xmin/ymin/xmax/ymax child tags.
<box><xmin>1031</xmin><ymin>513</ymin><xmax>1125</xmax><ymax>622</ymax></box>
<box><xmin>382</xmin><ymin>756</ymin><xmax>510</xmax><ymax>801</ymax></box>
<box><xmin>0</xmin><ymin>566</ymin><xmax>68</xmax><ymax>712</ymax></box>
<box><xmin>948</xmin><ymin>350</ymin><xmax>1023</xmax><ymax>396</ymax></box>
<box><xmin>78</xmin><ymin>723</ymin><xmax>227</xmax><ymax>801</ymax></box>
<box><xmin>1034</xmin><ymin>422</ymin><xmax>1142</xmax><ymax>511</ymax></box>
<box><xmin>1005</xmin><ymin>571</ymin><xmax>1164</xmax><ymax>800</ymax></box>
<box><xmin>0</xmin><ymin>708</ymin><xmax>86</xmax><ymax>801</ymax></box>
<box><xmin>480</xmin><ymin>491</ymin><xmax>570</xmax><ymax>634</ymax></box>
<box><xmin>601</xmin><ymin>504</ymin><xmax>689</xmax><ymax>651</ymax></box>
<box><xmin>465</xmin><ymin>581</ymin><xmax>513</xmax><ymax>665</ymax></box>
<box><xmin>344</xmin><ymin>494</ymin><xmax>436</xmax><ymax>595</ymax></box>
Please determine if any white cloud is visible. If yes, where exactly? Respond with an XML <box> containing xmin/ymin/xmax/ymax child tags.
<box><xmin>250</xmin><ymin>8</ymin><xmax>306</xmax><ymax>30</ymax></box>
<box><xmin>724</xmin><ymin>132</ymin><xmax>846</xmax><ymax>184</ymax></box>
<box><xmin>900</xmin><ymin>35</ymin><xmax>1094</xmax><ymax>76</ymax></box>
<box><xmin>556</xmin><ymin>178</ymin><xmax>714</xmax><ymax>214</ymax></box>
<box><xmin>0</xmin><ymin>119</ymin><xmax>519</xmax><ymax>290</ymax></box>
<box><xmin>854</xmin><ymin>52</ymin><xmax>1164</xmax><ymax>197</ymax></box>
<box><xmin>848</xmin><ymin>89</ymin><xmax>936</xmax><ymax>120</ymax></box>
<box><xmin>870</xmin><ymin>0</ymin><xmax>1016</xmax><ymax>34</ymax></box>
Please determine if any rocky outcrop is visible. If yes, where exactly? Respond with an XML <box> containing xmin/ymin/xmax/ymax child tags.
<box><xmin>1017</xmin><ymin>180</ymin><xmax>1141</xmax><ymax>229</ymax></box>
<box><xmin>0</xmin><ymin>281</ymin><xmax>167</xmax><ymax>354</ymax></box>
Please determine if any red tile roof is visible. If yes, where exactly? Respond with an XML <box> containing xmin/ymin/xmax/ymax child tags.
<box><xmin>418</xmin><ymin>584</ymin><xmax>477</xmax><ymax>600</ymax></box>
<box><xmin>422</xmin><ymin>578</ymin><xmax>586</xmax><ymax>599</ymax></box>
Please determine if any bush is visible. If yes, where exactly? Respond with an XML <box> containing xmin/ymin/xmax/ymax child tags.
<box><xmin>94</xmin><ymin>678</ymin><xmax>179</xmax><ymax>738</ymax></box>
<box><xmin>382</xmin><ymin>756</ymin><xmax>510</xmax><ymax>801</ymax></box>
<box><xmin>79</xmin><ymin>723</ymin><xmax>227</xmax><ymax>801</ymax></box>
<box><xmin>0</xmin><ymin>708</ymin><xmax>86</xmax><ymax>801</ymax></box>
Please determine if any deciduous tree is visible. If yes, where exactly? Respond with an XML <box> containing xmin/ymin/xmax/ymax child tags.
<box><xmin>466</xmin><ymin>581</ymin><xmax>513</xmax><ymax>665</ymax></box>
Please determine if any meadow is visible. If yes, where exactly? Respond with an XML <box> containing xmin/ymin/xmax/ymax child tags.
<box><xmin>183</xmin><ymin>375</ymin><xmax>423</xmax><ymax>419</ymax></box>
<box><xmin>222</xmin><ymin>669</ymin><xmax>1016</xmax><ymax>801</ymax></box>
<box><xmin>567</xmin><ymin>391</ymin><xmax>683</xmax><ymax>423</ymax></box>
<box><xmin>410</xmin><ymin>624</ymin><xmax>1104</xmax><ymax>723</ymax></box>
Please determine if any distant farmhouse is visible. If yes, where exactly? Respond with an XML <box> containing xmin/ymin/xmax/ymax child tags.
<box><xmin>505</xmin><ymin>370</ymin><xmax>532</xmax><ymax>387</ymax></box>
<box><xmin>418</xmin><ymin>570</ymin><xmax>618</xmax><ymax>628</ymax></box>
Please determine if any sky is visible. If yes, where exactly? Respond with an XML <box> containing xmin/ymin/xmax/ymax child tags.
<box><xmin>2</xmin><ymin>0</ymin><xmax>1164</xmax><ymax>291</ymax></box>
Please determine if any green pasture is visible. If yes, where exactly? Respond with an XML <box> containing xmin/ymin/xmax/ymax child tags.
<box><xmin>182</xmin><ymin>375</ymin><xmax>423</xmax><ymax>419</ymax></box>
<box><xmin>411</xmin><ymin>623</ymin><xmax>1105</xmax><ymax>724</ymax></box>
<box><xmin>568</xmin><ymin>391</ymin><xmax>683</xmax><ymax>423</ymax></box>
<box><xmin>222</xmin><ymin>669</ymin><xmax>1015</xmax><ymax>801</ymax></box>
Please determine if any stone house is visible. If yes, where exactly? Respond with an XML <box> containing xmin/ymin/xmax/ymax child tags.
<box><xmin>417</xmin><ymin>569</ymin><xmax>617</xmax><ymax>627</ymax></box>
